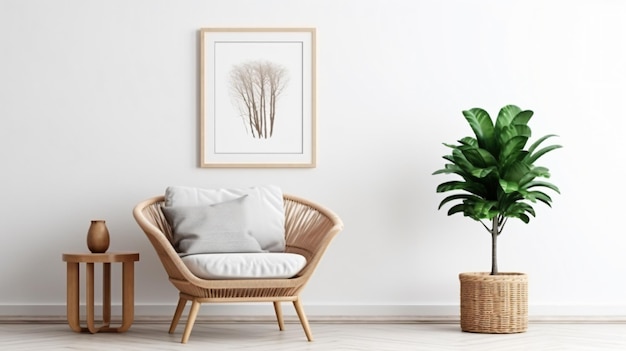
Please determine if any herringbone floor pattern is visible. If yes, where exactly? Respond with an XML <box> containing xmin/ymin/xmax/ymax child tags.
<box><xmin>1</xmin><ymin>322</ymin><xmax>625</xmax><ymax>350</ymax></box>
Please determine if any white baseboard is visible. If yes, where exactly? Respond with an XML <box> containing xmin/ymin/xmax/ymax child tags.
<box><xmin>1</xmin><ymin>304</ymin><xmax>625</xmax><ymax>323</ymax></box>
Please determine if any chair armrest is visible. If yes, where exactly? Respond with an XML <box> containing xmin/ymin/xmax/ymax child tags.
<box><xmin>283</xmin><ymin>194</ymin><xmax>343</xmax><ymax>278</ymax></box>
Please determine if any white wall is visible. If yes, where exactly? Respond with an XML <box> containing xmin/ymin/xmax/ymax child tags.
<box><xmin>2</xmin><ymin>0</ymin><xmax>625</xmax><ymax>319</ymax></box>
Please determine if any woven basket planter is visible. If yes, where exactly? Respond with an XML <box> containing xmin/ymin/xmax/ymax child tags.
<box><xmin>459</xmin><ymin>272</ymin><xmax>528</xmax><ymax>333</ymax></box>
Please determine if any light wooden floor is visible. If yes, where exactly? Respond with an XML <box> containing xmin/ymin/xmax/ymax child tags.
<box><xmin>1</xmin><ymin>321</ymin><xmax>626</xmax><ymax>350</ymax></box>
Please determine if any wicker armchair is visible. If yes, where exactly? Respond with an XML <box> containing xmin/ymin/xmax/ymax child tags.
<box><xmin>132</xmin><ymin>193</ymin><xmax>343</xmax><ymax>343</ymax></box>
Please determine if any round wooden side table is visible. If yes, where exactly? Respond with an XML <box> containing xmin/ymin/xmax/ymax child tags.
<box><xmin>62</xmin><ymin>252</ymin><xmax>139</xmax><ymax>333</ymax></box>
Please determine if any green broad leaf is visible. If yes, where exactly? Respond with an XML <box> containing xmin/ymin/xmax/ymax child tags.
<box><xmin>518</xmin><ymin>213</ymin><xmax>530</xmax><ymax>224</ymax></box>
<box><xmin>528</xmin><ymin>144</ymin><xmax>563</xmax><ymax>164</ymax></box>
<box><xmin>458</xmin><ymin>137</ymin><xmax>478</xmax><ymax>147</ymax></box>
<box><xmin>470</xmin><ymin>166</ymin><xmax>496</xmax><ymax>178</ymax></box>
<box><xmin>462</xmin><ymin>108</ymin><xmax>496</xmax><ymax>152</ymax></box>
<box><xmin>523</xmin><ymin>205</ymin><xmax>536</xmax><ymax>218</ymax></box>
<box><xmin>436</xmin><ymin>181</ymin><xmax>464</xmax><ymax>193</ymax></box>
<box><xmin>500</xmin><ymin>136</ymin><xmax>528</xmax><ymax>162</ymax></box>
<box><xmin>524</xmin><ymin>180</ymin><xmax>561</xmax><ymax>194</ymax></box>
<box><xmin>432</xmin><ymin>163</ymin><xmax>460</xmax><ymax>174</ymax></box>
<box><xmin>447</xmin><ymin>204</ymin><xmax>466</xmax><ymax>216</ymax></box>
<box><xmin>498</xmin><ymin>125</ymin><xmax>531</xmax><ymax>147</ymax></box>
<box><xmin>436</xmin><ymin>180</ymin><xmax>478</xmax><ymax>193</ymax></box>
<box><xmin>461</xmin><ymin>206</ymin><xmax>484</xmax><ymax>221</ymax></box>
<box><xmin>499</xmin><ymin>179</ymin><xmax>519</xmax><ymax>193</ymax></box>
<box><xmin>498</xmin><ymin>191</ymin><xmax>520</xmax><ymax>204</ymax></box>
<box><xmin>530</xmin><ymin>166</ymin><xmax>551</xmax><ymax>178</ymax></box>
<box><xmin>502</xmin><ymin>161</ymin><xmax>532</xmax><ymax>183</ymax></box>
<box><xmin>432</xmin><ymin>168</ymin><xmax>451</xmax><ymax>176</ymax></box>
<box><xmin>437</xmin><ymin>181</ymin><xmax>488</xmax><ymax>197</ymax></box>
<box><xmin>449</xmin><ymin>169</ymin><xmax>476</xmax><ymax>182</ymax></box>
<box><xmin>525</xmin><ymin>191</ymin><xmax>553</xmax><ymax>206</ymax></box>
<box><xmin>501</xmin><ymin>150</ymin><xmax>528</xmax><ymax>169</ymax></box>
<box><xmin>515</xmin><ymin>124</ymin><xmax>532</xmax><ymax>138</ymax></box>
<box><xmin>445</xmin><ymin>163</ymin><xmax>458</xmax><ymax>170</ymax></box>
<box><xmin>511</xmin><ymin>109</ymin><xmax>533</xmax><ymax>126</ymax></box>
<box><xmin>476</xmin><ymin>208</ymin><xmax>499</xmax><ymax>220</ymax></box>
<box><xmin>437</xmin><ymin>193</ymin><xmax>479</xmax><ymax>209</ymax></box>
<box><xmin>461</xmin><ymin>147</ymin><xmax>497</xmax><ymax>168</ymax></box>
<box><xmin>518</xmin><ymin>166</ymin><xmax>549</xmax><ymax>185</ymax></box>
<box><xmin>506</xmin><ymin>202</ymin><xmax>535</xmax><ymax>218</ymax></box>
<box><xmin>471</xmin><ymin>200</ymin><xmax>498</xmax><ymax>217</ymax></box>
<box><xmin>527</xmin><ymin>134</ymin><xmax>559</xmax><ymax>155</ymax></box>
<box><xmin>442</xmin><ymin>154</ymin><xmax>456</xmax><ymax>163</ymax></box>
<box><xmin>451</xmin><ymin>149</ymin><xmax>474</xmax><ymax>172</ymax></box>
<box><xmin>495</xmin><ymin>105</ymin><xmax>522</xmax><ymax>132</ymax></box>
<box><xmin>518</xmin><ymin>189</ymin><xmax>536</xmax><ymax>202</ymax></box>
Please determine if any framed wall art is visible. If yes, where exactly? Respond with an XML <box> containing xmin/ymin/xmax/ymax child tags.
<box><xmin>200</xmin><ymin>28</ymin><xmax>316</xmax><ymax>168</ymax></box>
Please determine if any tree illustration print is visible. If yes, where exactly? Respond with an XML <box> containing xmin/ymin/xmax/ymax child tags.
<box><xmin>229</xmin><ymin>60</ymin><xmax>289</xmax><ymax>139</ymax></box>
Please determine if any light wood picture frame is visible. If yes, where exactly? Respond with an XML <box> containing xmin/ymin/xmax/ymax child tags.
<box><xmin>200</xmin><ymin>28</ymin><xmax>316</xmax><ymax>168</ymax></box>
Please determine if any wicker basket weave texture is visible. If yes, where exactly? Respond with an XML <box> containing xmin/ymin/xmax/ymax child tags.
<box><xmin>459</xmin><ymin>272</ymin><xmax>528</xmax><ymax>334</ymax></box>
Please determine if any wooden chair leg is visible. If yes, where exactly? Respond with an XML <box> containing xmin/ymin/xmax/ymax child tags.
<box><xmin>273</xmin><ymin>301</ymin><xmax>285</xmax><ymax>331</ymax></box>
<box><xmin>181</xmin><ymin>300</ymin><xmax>201</xmax><ymax>344</ymax></box>
<box><xmin>169</xmin><ymin>297</ymin><xmax>188</xmax><ymax>334</ymax></box>
<box><xmin>293</xmin><ymin>298</ymin><xmax>313</xmax><ymax>342</ymax></box>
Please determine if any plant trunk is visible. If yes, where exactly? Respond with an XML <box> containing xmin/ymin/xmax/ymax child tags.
<box><xmin>491</xmin><ymin>217</ymin><xmax>498</xmax><ymax>275</ymax></box>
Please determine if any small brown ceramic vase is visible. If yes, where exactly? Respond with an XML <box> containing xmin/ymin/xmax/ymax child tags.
<box><xmin>87</xmin><ymin>220</ymin><xmax>110</xmax><ymax>253</ymax></box>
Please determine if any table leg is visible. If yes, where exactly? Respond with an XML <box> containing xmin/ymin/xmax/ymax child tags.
<box><xmin>86</xmin><ymin>262</ymin><xmax>99</xmax><ymax>333</ymax></box>
<box><xmin>103</xmin><ymin>262</ymin><xmax>111</xmax><ymax>327</ymax></box>
<box><xmin>117</xmin><ymin>261</ymin><xmax>135</xmax><ymax>332</ymax></box>
<box><xmin>66</xmin><ymin>263</ymin><xmax>82</xmax><ymax>332</ymax></box>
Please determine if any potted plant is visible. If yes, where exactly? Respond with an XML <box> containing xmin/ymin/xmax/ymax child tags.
<box><xmin>433</xmin><ymin>105</ymin><xmax>561</xmax><ymax>333</ymax></box>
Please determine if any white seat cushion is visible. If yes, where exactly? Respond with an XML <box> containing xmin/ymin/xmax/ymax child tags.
<box><xmin>181</xmin><ymin>253</ymin><xmax>307</xmax><ymax>279</ymax></box>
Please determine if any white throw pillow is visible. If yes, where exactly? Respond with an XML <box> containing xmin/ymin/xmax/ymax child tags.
<box><xmin>164</xmin><ymin>185</ymin><xmax>285</xmax><ymax>252</ymax></box>
<box><xmin>161</xmin><ymin>195</ymin><xmax>264</xmax><ymax>256</ymax></box>
<box><xmin>181</xmin><ymin>253</ymin><xmax>307</xmax><ymax>279</ymax></box>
